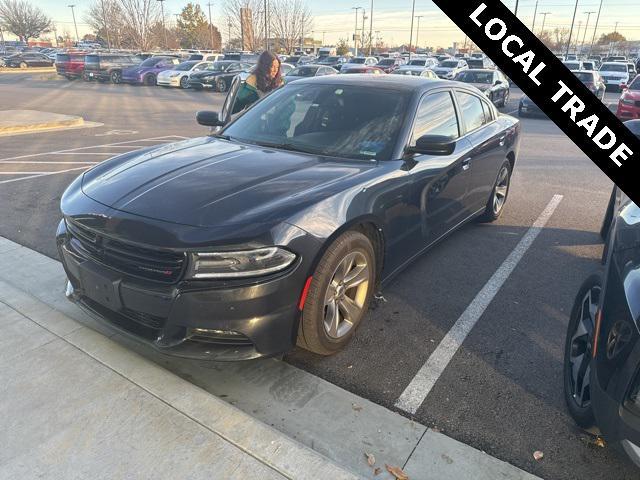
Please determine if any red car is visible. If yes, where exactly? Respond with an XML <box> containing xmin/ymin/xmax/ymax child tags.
<box><xmin>617</xmin><ymin>77</ymin><xmax>640</xmax><ymax>120</ymax></box>
<box><xmin>339</xmin><ymin>65</ymin><xmax>386</xmax><ymax>75</ymax></box>
<box><xmin>55</xmin><ymin>51</ymin><xmax>89</xmax><ymax>80</ymax></box>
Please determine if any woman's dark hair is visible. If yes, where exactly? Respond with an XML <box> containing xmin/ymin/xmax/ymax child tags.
<box><xmin>255</xmin><ymin>51</ymin><xmax>281</xmax><ymax>93</ymax></box>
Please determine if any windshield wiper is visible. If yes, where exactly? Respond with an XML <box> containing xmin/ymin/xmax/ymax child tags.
<box><xmin>252</xmin><ymin>140</ymin><xmax>312</xmax><ymax>154</ymax></box>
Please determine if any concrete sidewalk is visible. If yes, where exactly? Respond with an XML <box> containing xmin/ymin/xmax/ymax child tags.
<box><xmin>0</xmin><ymin>236</ymin><xmax>542</xmax><ymax>479</ymax></box>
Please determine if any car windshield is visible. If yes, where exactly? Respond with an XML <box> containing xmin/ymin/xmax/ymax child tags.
<box><xmin>582</xmin><ymin>62</ymin><xmax>594</xmax><ymax>69</ymax></box>
<box><xmin>456</xmin><ymin>71</ymin><xmax>493</xmax><ymax>83</ymax></box>
<box><xmin>140</xmin><ymin>57</ymin><xmax>164</xmax><ymax>67</ymax></box>
<box><xmin>440</xmin><ymin>61</ymin><xmax>459</xmax><ymax>68</ymax></box>
<box><xmin>564</xmin><ymin>62</ymin><xmax>580</xmax><ymax>70</ymax></box>
<box><xmin>285</xmin><ymin>56</ymin><xmax>300</xmax><ymax>63</ymax></box>
<box><xmin>349</xmin><ymin>58</ymin><xmax>366</xmax><ymax>64</ymax></box>
<box><xmin>320</xmin><ymin>56</ymin><xmax>340</xmax><ymax>63</ymax></box>
<box><xmin>392</xmin><ymin>69</ymin><xmax>419</xmax><ymax>76</ymax></box>
<box><xmin>378</xmin><ymin>59</ymin><xmax>395</xmax><ymax>65</ymax></box>
<box><xmin>288</xmin><ymin>66</ymin><xmax>319</xmax><ymax>76</ymax></box>
<box><xmin>174</xmin><ymin>61</ymin><xmax>198</xmax><ymax>71</ymax></box>
<box><xmin>205</xmin><ymin>61</ymin><xmax>229</xmax><ymax>71</ymax></box>
<box><xmin>630</xmin><ymin>77</ymin><xmax>640</xmax><ymax>91</ymax></box>
<box><xmin>601</xmin><ymin>63</ymin><xmax>627</xmax><ymax>72</ymax></box>
<box><xmin>574</xmin><ymin>72</ymin><xmax>594</xmax><ymax>82</ymax></box>
<box><xmin>223</xmin><ymin>84</ymin><xmax>409</xmax><ymax>161</ymax></box>
<box><xmin>408</xmin><ymin>59</ymin><xmax>426</xmax><ymax>66</ymax></box>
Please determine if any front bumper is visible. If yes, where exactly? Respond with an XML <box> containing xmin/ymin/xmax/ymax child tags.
<box><xmin>157</xmin><ymin>76</ymin><xmax>180</xmax><ymax>86</ymax></box>
<box><xmin>121</xmin><ymin>74</ymin><xmax>143</xmax><ymax>84</ymax></box>
<box><xmin>56</xmin><ymin>217</ymin><xmax>318</xmax><ymax>361</ymax></box>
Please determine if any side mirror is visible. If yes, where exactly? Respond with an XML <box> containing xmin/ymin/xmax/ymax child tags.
<box><xmin>408</xmin><ymin>135</ymin><xmax>457</xmax><ymax>156</ymax></box>
<box><xmin>196</xmin><ymin>111</ymin><xmax>225</xmax><ymax>127</ymax></box>
<box><xmin>494</xmin><ymin>79</ymin><xmax>502</xmax><ymax>86</ymax></box>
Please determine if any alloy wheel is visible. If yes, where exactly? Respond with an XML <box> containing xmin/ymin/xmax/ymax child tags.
<box><xmin>111</xmin><ymin>71</ymin><xmax>121</xmax><ymax>84</ymax></box>
<box><xmin>492</xmin><ymin>165</ymin><xmax>510</xmax><ymax>215</ymax></box>
<box><xmin>568</xmin><ymin>285</ymin><xmax>600</xmax><ymax>408</ymax></box>
<box><xmin>180</xmin><ymin>76</ymin><xmax>188</xmax><ymax>88</ymax></box>
<box><xmin>323</xmin><ymin>250</ymin><xmax>371</xmax><ymax>339</ymax></box>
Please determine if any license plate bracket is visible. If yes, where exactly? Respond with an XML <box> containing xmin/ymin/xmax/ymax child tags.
<box><xmin>79</xmin><ymin>262</ymin><xmax>122</xmax><ymax>311</ymax></box>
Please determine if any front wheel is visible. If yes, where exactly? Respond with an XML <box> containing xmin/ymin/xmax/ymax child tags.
<box><xmin>110</xmin><ymin>70</ymin><xmax>122</xmax><ymax>84</ymax></box>
<box><xmin>563</xmin><ymin>275</ymin><xmax>601</xmax><ymax>428</ymax></box>
<box><xmin>180</xmin><ymin>75</ymin><xmax>189</xmax><ymax>88</ymax></box>
<box><xmin>297</xmin><ymin>231</ymin><xmax>376</xmax><ymax>355</ymax></box>
<box><xmin>216</xmin><ymin>78</ymin><xmax>227</xmax><ymax>92</ymax></box>
<box><xmin>478</xmin><ymin>160</ymin><xmax>511</xmax><ymax>222</ymax></box>
<box><xmin>143</xmin><ymin>73</ymin><xmax>156</xmax><ymax>86</ymax></box>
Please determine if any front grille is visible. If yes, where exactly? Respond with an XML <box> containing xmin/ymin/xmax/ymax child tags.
<box><xmin>81</xmin><ymin>297</ymin><xmax>162</xmax><ymax>340</ymax></box>
<box><xmin>67</xmin><ymin>220</ymin><xmax>186</xmax><ymax>284</ymax></box>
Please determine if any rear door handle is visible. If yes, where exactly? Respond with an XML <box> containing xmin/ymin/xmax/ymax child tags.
<box><xmin>462</xmin><ymin>158</ymin><xmax>472</xmax><ymax>171</ymax></box>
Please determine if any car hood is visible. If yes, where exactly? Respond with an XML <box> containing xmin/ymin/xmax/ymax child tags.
<box><xmin>81</xmin><ymin>137</ymin><xmax>375</xmax><ymax>228</ymax></box>
<box><xmin>623</xmin><ymin>90</ymin><xmax>640</xmax><ymax>100</ymax></box>
<box><xmin>468</xmin><ymin>82</ymin><xmax>491</xmax><ymax>91</ymax></box>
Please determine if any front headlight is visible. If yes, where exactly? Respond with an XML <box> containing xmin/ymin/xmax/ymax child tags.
<box><xmin>169</xmin><ymin>73</ymin><xmax>180</xmax><ymax>78</ymax></box>
<box><xmin>188</xmin><ymin>247</ymin><xmax>296</xmax><ymax>279</ymax></box>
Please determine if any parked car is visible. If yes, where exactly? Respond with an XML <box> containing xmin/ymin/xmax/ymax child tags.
<box><xmin>156</xmin><ymin>60</ymin><xmax>214</xmax><ymax>88</ymax></box>
<box><xmin>283</xmin><ymin>55</ymin><xmax>315</xmax><ymax>66</ymax></box>
<box><xmin>339</xmin><ymin>65</ymin><xmax>385</xmax><ymax>74</ymax></box>
<box><xmin>574</xmin><ymin>70</ymin><xmax>607</xmax><ymax>100</ymax></box>
<box><xmin>4</xmin><ymin>52</ymin><xmax>53</xmax><ymax>68</ymax></box>
<box><xmin>283</xmin><ymin>65</ymin><xmax>337</xmax><ymax>84</ymax></box>
<box><xmin>187</xmin><ymin>60</ymin><xmax>253</xmax><ymax>91</ymax></box>
<box><xmin>518</xmin><ymin>95</ymin><xmax>545</xmax><ymax>118</ymax></box>
<box><xmin>600</xmin><ymin>62</ymin><xmax>632</xmax><ymax>91</ymax></box>
<box><xmin>316</xmin><ymin>55</ymin><xmax>349</xmax><ymax>71</ymax></box>
<box><xmin>188</xmin><ymin>53</ymin><xmax>224</xmax><ymax>62</ymax></box>
<box><xmin>390</xmin><ymin>65</ymin><xmax>436</xmax><ymax>77</ymax></box>
<box><xmin>628</xmin><ymin>63</ymin><xmax>638</xmax><ymax>80</ymax></box>
<box><xmin>342</xmin><ymin>56</ymin><xmax>378</xmax><ymax>69</ymax></box>
<box><xmin>83</xmin><ymin>53</ymin><xmax>141</xmax><ymax>84</ymax></box>
<box><xmin>121</xmin><ymin>56</ymin><xmax>180</xmax><ymax>86</ymax></box>
<box><xmin>563</xmin><ymin>60</ymin><xmax>583</xmax><ymax>71</ymax></box>
<box><xmin>406</xmin><ymin>57</ymin><xmax>438</xmax><ymax>69</ymax></box>
<box><xmin>582</xmin><ymin>61</ymin><xmax>597</xmax><ymax>71</ymax></box>
<box><xmin>57</xmin><ymin>75</ymin><xmax>520</xmax><ymax>359</ymax></box>
<box><xmin>617</xmin><ymin>76</ymin><xmax>640</xmax><ymax>120</ymax></box>
<box><xmin>603</xmin><ymin>56</ymin><xmax>627</xmax><ymax>63</ymax></box>
<box><xmin>55</xmin><ymin>52</ymin><xmax>89</xmax><ymax>80</ymax></box>
<box><xmin>466</xmin><ymin>57</ymin><xmax>493</xmax><ymax>69</ymax></box>
<box><xmin>454</xmin><ymin>69</ymin><xmax>510</xmax><ymax>107</ymax></box>
<box><xmin>376</xmin><ymin>57</ymin><xmax>405</xmax><ymax>73</ymax></box>
<box><xmin>565</xmin><ymin>54</ymin><xmax>578</xmax><ymax>61</ymax></box>
<box><xmin>432</xmin><ymin>59</ymin><xmax>468</xmax><ymax>79</ymax></box>
<box><xmin>564</xmin><ymin>122</ymin><xmax>640</xmax><ymax>468</ymax></box>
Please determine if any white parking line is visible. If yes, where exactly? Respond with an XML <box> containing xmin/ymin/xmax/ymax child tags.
<box><xmin>394</xmin><ymin>195</ymin><xmax>564</xmax><ymax>415</ymax></box>
<box><xmin>0</xmin><ymin>161</ymin><xmax>98</xmax><ymax>164</ymax></box>
<box><xmin>506</xmin><ymin>108</ymin><xmax>519</xmax><ymax>115</ymax></box>
<box><xmin>0</xmin><ymin>166</ymin><xmax>89</xmax><ymax>185</ymax></box>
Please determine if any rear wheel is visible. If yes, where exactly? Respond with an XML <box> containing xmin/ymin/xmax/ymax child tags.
<box><xmin>478</xmin><ymin>160</ymin><xmax>511</xmax><ymax>222</ymax></box>
<box><xmin>563</xmin><ymin>275</ymin><xmax>601</xmax><ymax>428</ymax></box>
<box><xmin>297</xmin><ymin>231</ymin><xmax>376</xmax><ymax>355</ymax></box>
<box><xmin>216</xmin><ymin>78</ymin><xmax>227</xmax><ymax>92</ymax></box>
<box><xmin>143</xmin><ymin>73</ymin><xmax>156</xmax><ymax>86</ymax></box>
<box><xmin>110</xmin><ymin>70</ymin><xmax>122</xmax><ymax>84</ymax></box>
<box><xmin>19</xmin><ymin>62</ymin><xmax>27</xmax><ymax>69</ymax></box>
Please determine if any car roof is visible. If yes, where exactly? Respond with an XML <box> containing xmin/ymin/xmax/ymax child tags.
<box><xmin>293</xmin><ymin>74</ymin><xmax>463</xmax><ymax>92</ymax></box>
<box><xmin>464</xmin><ymin>69</ymin><xmax>496</xmax><ymax>73</ymax></box>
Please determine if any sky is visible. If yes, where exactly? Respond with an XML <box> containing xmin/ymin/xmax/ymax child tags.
<box><xmin>18</xmin><ymin>0</ymin><xmax>640</xmax><ymax>48</ymax></box>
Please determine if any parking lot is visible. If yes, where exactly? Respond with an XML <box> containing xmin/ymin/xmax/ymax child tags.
<box><xmin>0</xmin><ymin>70</ymin><xmax>635</xmax><ymax>479</ymax></box>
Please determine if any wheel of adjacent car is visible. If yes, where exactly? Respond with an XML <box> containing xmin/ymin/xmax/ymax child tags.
<box><xmin>501</xmin><ymin>90</ymin><xmax>509</xmax><ymax>107</ymax></box>
<box><xmin>216</xmin><ymin>78</ymin><xmax>227</xmax><ymax>92</ymax></box>
<box><xmin>110</xmin><ymin>70</ymin><xmax>122</xmax><ymax>84</ymax></box>
<box><xmin>180</xmin><ymin>75</ymin><xmax>189</xmax><ymax>89</ymax></box>
<box><xmin>144</xmin><ymin>73</ymin><xmax>156</xmax><ymax>86</ymax></box>
<box><xmin>563</xmin><ymin>274</ymin><xmax>601</xmax><ymax>428</ymax></box>
<box><xmin>297</xmin><ymin>230</ymin><xmax>376</xmax><ymax>356</ymax></box>
<box><xmin>478</xmin><ymin>160</ymin><xmax>512</xmax><ymax>222</ymax></box>
<box><xmin>19</xmin><ymin>62</ymin><xmax>27</xmax><ymax>69</ymax></box>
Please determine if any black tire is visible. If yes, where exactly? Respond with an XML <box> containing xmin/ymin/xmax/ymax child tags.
<box><xmin>297</xmin><ymin>230</ymin><xmax>376</xmax><ymax>356</ymax></box>
<box><xmin>143</xmin><ymin>73</ymin><xmax>156</xmax><ymax>86</ymax></box>
<box><xmin>501</xmin><ymin>90</ymin><xmax>509</xmax><ymax>108</ymax></box>
<box><xmin>110</xmin><ymin>70</ymin><xmax>122</xmax><ymax>84</ymax></box>
<box><xmin>216</xmin><ymin>78</ymin><xmax>227</xmax><ymax>92</ymax></box>
<box><xmin>600</xmin><ymin>188</ymin><xmax>616</xmax><ymax>241</ymax></box>
<box><xmin>563</xmin><ymin>274</ymin><xmax>601</xmax><ymax>429</ymax></box>
<box><xmin>518</xmin><ymin>106</ymin><xmax>526</xmax><ymax>118</ymax></box>
<box><xmin>478</xmin><ymin>160</ymin><xmax>512</xmax><ymax>223</ymax></box>
<box><xmin>180</xmin><ymin>76</ymin><xmax>189</xmax><ymax>88</ymax></box>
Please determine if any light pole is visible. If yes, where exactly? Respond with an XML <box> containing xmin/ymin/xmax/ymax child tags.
<box><xmin>565</xmin><ymin>0</ymin><xmax>580</xmax><ymax>58</ymax></box>
<box><xmin>368</xmin><ymin>0</ymin><xmax>373</xmax><ymax>56</ymax></box>
<box><xmin>581</xmin><ymin>11</ymin><xmax>595</xmax><ymax>52</ymax></box>
<box><xmin>589</xmin><ymin>0</ymin><xmax>604</xmax><ymax>55</ymax></box>
<box><xmin>100</xmin><ymin>0</ymin><xmax>111</xmax><ymax>50</ymax></box>
<box><xmin>415</xmin><ymin>15</ymin><xmax>424</xmax><ymax>52</ymax></box>
<box><xmin>531</xmin><ymin>0</ymin><xmax>538</xmax><ymax>32</ymax></box>
<box><xmin>207</xmin><ymin>2</ymin><xmax>215</xmax><ymax>50</ymax></box>
<box><xmin>361</xmin><ymin>9</ymin><xmax>366</xmax><ymax>52</ymax></box>
<box><xmin>574</xmin><ymin>21</ymin><xmax>582</xmax><ymax>52</ymax></box>
<box><xmin>68</xmin><ymin>5</ymin><xmax>79</xmax><ymax>44</ymax></box>
<box><xmin>263</xmin><ymin>0</ymin><xmax>268</xmax><ymax>51</ymax></box>
<box><xmin>156</xmin><ymin>0</ymin><xmax>167</xmax><ymax>49</ymax></box>
<box><xmin>514</xmin><ymin>0</ymin><xmax>519</xmax><ymax>16</ymax></box>
<box><xmin>227</xmin><ymin>20</ymin><xmax>232</xmax><ymax>50</ymax></box>
<box><xmin>408</xmin><ymin>0</ymin><xmax>415</xmax><ymax>59</ymax></box>
<box><xmin>539</xmin><ymin>12</ymin><xmax>551</xmax><ymax>35</ymax></box>
<box><xmin>352</xmin><ymin>7</ymin><xmax>362</xmax><ymax>56</ymax></box>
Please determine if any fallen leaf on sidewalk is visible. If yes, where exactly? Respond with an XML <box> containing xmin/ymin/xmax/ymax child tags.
<box><xmin>533</xmin><ymin>451</ymin><xmax>544</xmax><ymax>461</ymax></box>
<box><xmin>593</xmin><ymin>437</ymin><xmax>606</xmax><ymax>448</ymax></box>
<box><xmin>373</xmin><ymin>467</ymin><xmax>382</xmax><ymax>476</ymax></box>
<box><xmin>385</xmin><ymin>464</ymin><xmax>409</xmax><ymax>480</ymax></box>
<box><xmin>365</xmin><ymin>452</ymin><xmax>375</xmax><ymax>466</ymax></box>
<box><xmin>352</xmin><ymin>403</ymin><xmax>363</xmax><ymax>412</ymax></box>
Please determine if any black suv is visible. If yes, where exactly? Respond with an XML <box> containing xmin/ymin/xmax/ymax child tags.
<box><xmin>4</xmin><ymin>52</ymin><xmax>53</xmax><ymax>68</ymax></box>
<box><xmin>83</xmin><ymin>54</ymin><xmax>141</xmax><ymax>84</ymax></box>
<box><xmin>564</xmin><ymin>119</ymin><xmax>640</xmax><ymax>468</ymax></box>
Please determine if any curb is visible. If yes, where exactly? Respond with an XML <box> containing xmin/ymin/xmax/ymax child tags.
<box><xmin>0</xmin><ymin>109</ymin><xmax>85</xmax><ymax>135</ymax></box>
<box><xmin>0</xmin><ymin>67</ymin><xmax>56</xmax><ymax>74</ymax></box>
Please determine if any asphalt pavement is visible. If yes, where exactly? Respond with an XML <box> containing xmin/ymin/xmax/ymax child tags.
<box><xmin>0</xmin><ymin>71</ymin><xmax>635</xmax><ymax>479</ymax></box>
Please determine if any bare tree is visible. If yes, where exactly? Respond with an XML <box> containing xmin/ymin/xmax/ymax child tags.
<box><xmin>84</xmin><ymin>0</ymin><xmax>127</xmax><ymax>48</ymax></box>
<box><xmin>223</xmin><ymin>0</ymin><xmax>265</xmax><ymax>51</ymax></box>
<box><xmin>0</xmin><ymin>0</ymin><xmax>51</xmax><ymax>42</ymax></box>
<box><xmin>270</xmin><ymin>0</ymin><xmax>311</xmax><ymax>53</ymax></box>
<box><xmin>118</xmin><ymin>0</ymin><xmax>160</xmax><ymax>50</ymax></box>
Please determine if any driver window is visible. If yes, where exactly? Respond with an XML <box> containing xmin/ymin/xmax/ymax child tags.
<box><xmin>412</xmin><ymin>92</ymin><xmax>460</xmax><ymax>143</ymax></box>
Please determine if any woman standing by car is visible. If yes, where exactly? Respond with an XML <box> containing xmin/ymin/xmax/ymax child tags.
<box><xmin>232</xmin><ymin>51</ymin><xmax>283</xmax><ymax>113</ymax></box>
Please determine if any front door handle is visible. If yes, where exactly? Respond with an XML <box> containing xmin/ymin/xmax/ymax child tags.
<box><xmin>462</xmin><ymin>158</ymin><xmax>472</xmax><ymax>171</ymax></box>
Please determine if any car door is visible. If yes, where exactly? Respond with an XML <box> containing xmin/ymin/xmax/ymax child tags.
<box><xmin>406</xmin><ymin>90</ymin><xmax>475</xmax><ymax>243</ymax></box>
<box><xmin>456</xmin><ymin>90</ymin><xmax>507</xmax><ymax>212</ymax></box>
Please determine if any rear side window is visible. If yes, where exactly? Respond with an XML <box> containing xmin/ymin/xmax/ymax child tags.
<box><xmin>456</xmin><ymin>92</ymin><xmax>487</xmax><ymax>133</ymax></box>
<box><xmin>56</xmin><ymin>54</ymin><xmax>70</xmax><ymax>62</ymax></box>
<box><xmin>85</xmin><ymin>55</ymin><xmax>99</xmax><ymax>64</ymax></box>
<box><xmin>412</xmin><ymin>91</ymin><xmax>460</xmax><ymax>141</ymax></box>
